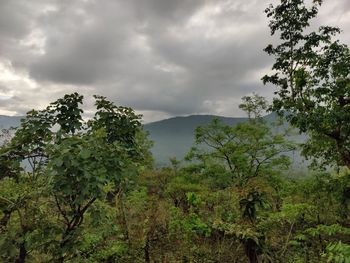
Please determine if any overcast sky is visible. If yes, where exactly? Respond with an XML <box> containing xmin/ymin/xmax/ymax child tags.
<box><xmin>0</xmin><ymin>0</ymin><xmax>349</xmax><ymax>122</ymax></box>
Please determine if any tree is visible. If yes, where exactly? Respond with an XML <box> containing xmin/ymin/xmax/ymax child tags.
<box><xmin>239</xmin><ymin>93</ymin><xmax>268</xmax><ymax>119</ymax></box>
<box><xmin>0</xmin><ymin>93</ymin><xmax>149</xmax><ymax>262</ymax></box>
<box><xmin>263</xmin><ymin>0</ymin><xmax>350</xmax><ymax>168</ymax></box>
<box><xmin>187</xmin><ymin>95</ymin><xmax>295</xmax><ymax>186</ymax></box>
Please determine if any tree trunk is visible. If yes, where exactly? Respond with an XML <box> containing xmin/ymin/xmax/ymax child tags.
<box><xmin>245</xmin><ymin>239</ymin><xmax>259</xmax><ymax>263</ymax></box>
<box><xmin>144</xmin><ymin>235</ymin><xmax>151</xmax><ymax>263</ymax></box>
<box><xmin>15</xmin><ymin>242</ymin><xmax>27</xmax><ymax>263</ymax></box>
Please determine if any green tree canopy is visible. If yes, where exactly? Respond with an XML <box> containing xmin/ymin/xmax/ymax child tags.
<box><xmin>0</xmin><ymin>93</ymin><xmax>150</xmax><ymax>262</ymax></box>
<box><xmin>187</xmin><ymin>95</ymin><xmax>295</xmax><ymax>186</ymax></box>
<box><xmin>263</xmin><ymin>0</ymin><xmax>350</xmax><ymax>168</ymax></box>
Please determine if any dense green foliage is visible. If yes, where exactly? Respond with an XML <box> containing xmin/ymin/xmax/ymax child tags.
<box><xmin>0</xmin><ymin>93</ymin><xmax>150</xmax><ymax>262</ymax></box>
<box><xmin>1</xmin><ymin>0</ymin><xmax>350</xmax><ymax>262</ymax></box>
<box><xmin>1</xmin><ymin>92</ymin><xmax>350</xmax><ymax>263</ymax></box>
<box><xmin>263</xmin><ymin>0</ymin><xmax>350</xmax><ymax>168</ymax></box>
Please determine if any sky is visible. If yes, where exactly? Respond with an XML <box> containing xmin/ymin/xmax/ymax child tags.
<box><xmin>0</xmin><ymin>0</ymin><xmax>350</xmax><ymax>122</ymax></box>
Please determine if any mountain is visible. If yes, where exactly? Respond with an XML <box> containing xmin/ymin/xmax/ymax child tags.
<box><xmin>144</xmin><ymin>115</ymin><xmax>248</xmax><ymax>165</ymax></box>
<box><xmin>0</xmin><ymin>115</ymin><xmax>22</xmax><ymax>129</ymax></box>
<box><xmin>144</xmin><ymin>114</ymin><xmax>308</xmax><ymax>167</ymax></box>
<box><xmin>0</xmin><ymin>114</ymin><xmax>253</xmax><ymax>164</ymax></box>
<box><xmin>144</xmin><ymin>113</ymin><xmax>297</xmax><ymax>166</ymax></box>
<box><xmin>144</xmin><ymin>115</ymin><xmax>250</xmax><ymax>165</ymax></box>
<box><xmin>0</xmin><ymin>114</ymin><xmax>306</xmax><ymax>167</ymax></box>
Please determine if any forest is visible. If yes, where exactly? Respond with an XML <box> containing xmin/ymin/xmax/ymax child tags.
<box><xmin>1</xmin><ymin>0</ymin><xmax>350</xmax><ymax>262</ymax></box>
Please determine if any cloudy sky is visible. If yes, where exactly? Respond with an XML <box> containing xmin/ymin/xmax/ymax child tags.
<box><xmin>1</xmin><ymin>0</ymin><xmax>349</xmax><ymax>122</ymax></box>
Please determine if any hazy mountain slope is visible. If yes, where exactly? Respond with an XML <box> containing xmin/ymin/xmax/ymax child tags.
<box><xmin>144</xmin><ymin>114</ymin><xmax>308</xmax><ymax>167</ymax></box>
<box><xmin>145</xmin><ymin>114</ymin><xmax>258</xmax><ymax>165</ymax></box>
<box><xmin>0</xmin><ymin>115</ymin><xmax>22</xmax><ymax>129</ymax></box>
<box><xmin>0</xmin><ymin>114</ymin><xmax>307</xmax><ymax>167</ymax></box>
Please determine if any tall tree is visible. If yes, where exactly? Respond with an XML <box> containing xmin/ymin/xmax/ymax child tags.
<box><xmin>263</xmin><ymin>0</ymin><xmax>350</xmax><ymax>168</ymax></box>
<box><xmin>187</xmin><ymin>95</ymin><xmax>294</xmax><ymax>186</ymax></box>
<box><xmin>0</xmin><ymin>93</ymin><xmax>149</xmax><ymax>262</ymax></box>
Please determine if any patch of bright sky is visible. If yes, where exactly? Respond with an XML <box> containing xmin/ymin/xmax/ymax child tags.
<box><xmin>185</xmin><ymin>1</ymin><xmax>261</xmax><ymax>41</ymax></box>
<box><xmin>19</xmin><ymin>29</ymin><xmax>46</xmax><ymax>55</ymax></box>
<box><xmin>0</xmin><ymin>61</ymin><xmax>37</xmax><ymax>90</ymax></box>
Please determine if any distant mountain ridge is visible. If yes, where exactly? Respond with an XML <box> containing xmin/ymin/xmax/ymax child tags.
<box><xmin>144</xmin><ymin>113</ymin><xmax>284</xmax><ymax>165</ymax></box>
<box><xmin>0</xmin><ymin>114</ymin><xmax>306</xmax><ymax>167</ymax></box>
<box><xmin>1</xmin><ymin>114</ymin><xmax>248</xmax><ymax>165</ymax></box>
<box><xmin>0</xmin><ymin>115</ymin><xmax>23</xmax><ymax>129</ymax></box>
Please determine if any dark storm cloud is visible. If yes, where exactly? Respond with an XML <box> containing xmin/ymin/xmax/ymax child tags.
<box><xmin>0</xmin><ymin>0</ymin><xmax>349</xmax><ymax>121</ymax></box>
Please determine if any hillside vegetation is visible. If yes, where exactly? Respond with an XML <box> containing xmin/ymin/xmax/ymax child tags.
<box><xmin>1</xmin><ymin>0</ymin><xmax>350</xmax><ymax>262</ymax></box>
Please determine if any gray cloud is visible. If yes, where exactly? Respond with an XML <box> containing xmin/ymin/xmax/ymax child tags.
<box><xmin>0</xmin><ymin>0</ymin><xmax>349</xmax><ymax>122</ymax></box>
